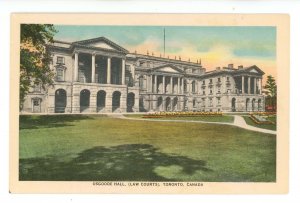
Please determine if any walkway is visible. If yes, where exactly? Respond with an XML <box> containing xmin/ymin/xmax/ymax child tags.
<box><xmin>109</xmin><ymin>114</ymin><xmax>276</xmax><ymax>135</ymax></box>
<box><xmin>232</xmin><ymin>115</ymin><xmax>276</xmax><ymax>134</ymax></box>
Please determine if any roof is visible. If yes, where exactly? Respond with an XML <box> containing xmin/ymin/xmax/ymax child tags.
<box><xmin>72</xmin><ymin>37</ymin><xmax>129</xmax><ymax>53</ymax></box>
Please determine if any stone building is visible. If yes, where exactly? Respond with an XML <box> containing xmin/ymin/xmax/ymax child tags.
<box><xmin>21</xmin><ymin>37</ymin><xmax>265</xmax><ymax>114</ymax></box>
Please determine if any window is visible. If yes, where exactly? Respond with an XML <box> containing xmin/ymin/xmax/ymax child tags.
<box><xmin>203</xmin><ymin>91</ymin><xmax>205</xmax><ymax>95</ymax></box>
<box><xmin>209</xmin><ymin>79</ymin><xmax>213</xmax><ymax>83</ymax></box>
<box><xmin>184</xmin><ymin>80</ymin><xmax>187</xmax><ymax>93</ymax></box>
<box><xmin>192</xmin><ymin>81</ymin><xmax>196</xmax><ymax>93</ymax></box>
<box><xmin>218</xmin><ymin>78</ymin><xmax>221</xmax><ymax>82</ymax></box>
<box><xmin>56</xmin><ymin>68</ymin><xmax>64</xmax><ymax>81</ymax></box>
<box><xmin>209</xmin><ymin>98</ymin><xmax>213</xmax><ymax>106</ymax></box>
<box><xmin>210</xmin><ymin>89</ymin><xmax>213</xmax><ymax>94</ymax></box>
<box><xmin>218</xmin><ymin>88</ymin><xmax>221</xmax><ymax>94</ymax></box>
<box><xmin>139</xmin><ymin>76</ymin><xmax>144</xmax><ymax>89</ymax></box>
<box><xmin>33</xmin><ymin>100</ymin><xmax>39</xmax><ymax>106</ymax></box>
<box><xmin>193</xmin><ymin>99</ymin><xmax>196</xmax><ymax>107</ymax></box>
<box><xmin>202</xmin><ymin>80</ymin><xmax>205</xmax><ymax>85</ymax></box>
<box><xmin>217</xmin><ymin>97</ymin><xmax>221</xmax><ymax>105</ymax></box>
<box><xmin>227</xmin><ymin>77</ymin><xmax>230</xmax><ymax>81</ymax></box>
<box><xmin>57</xmin><ymin>56</ymin><xmax>65</xmax><ymax>64</ymax></box>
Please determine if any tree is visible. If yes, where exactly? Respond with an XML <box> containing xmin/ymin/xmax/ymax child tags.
<box><xmin>264</xmin><ymin>75</ymin><xmax>277</xmax><ymax>111</ymax></box>
<box><xmin>20</xmin><ymin>24</ymin><xmax>57</xmax><ymax>110</ymax></box>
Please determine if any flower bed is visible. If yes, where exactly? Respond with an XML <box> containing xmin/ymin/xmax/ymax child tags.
<box><xmin>249</xmin><ymin>113</ymin><xmax>276</xmax><ymax>125</ymax></box>
<box><xmin>142</xmin><ymin>111</ymin><xmax>223</xmax><ymax>118</ymax></box>
<box><xmin>250</xmin><ymin>112</ymin><xmax>276</xmax><ymax>116</ymax></box>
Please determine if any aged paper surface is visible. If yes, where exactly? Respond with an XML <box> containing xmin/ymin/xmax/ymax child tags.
<box><xmin>10</xmin><ymin>13</ymin><xmax>289</xmax><ymax>193</ymax></box>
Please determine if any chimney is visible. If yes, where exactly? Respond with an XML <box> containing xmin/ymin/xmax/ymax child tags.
<box><xmin>238</xmin><ymin>65</ymin><xmax>243</xmax><ymax>70</ymax></box>
<box><xmin>228</xmin><ymin>64</ymin><xmax>234</xmax><ymax>69</ymax></box>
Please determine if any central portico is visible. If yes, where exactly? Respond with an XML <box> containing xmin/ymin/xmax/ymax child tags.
<box><xmin>138</xmin><ymin>64</ymin><xmax>186</xmax><ymax>112</ymax></box>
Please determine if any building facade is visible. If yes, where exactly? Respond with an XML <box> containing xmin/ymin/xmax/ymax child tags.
<box><xmin>21</xmin><ymin>37</ymin><xmax>265</xmax><ymax>114</ymax></box>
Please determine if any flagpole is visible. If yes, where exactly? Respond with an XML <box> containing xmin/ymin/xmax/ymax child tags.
<box><xmin>163</xmin><ymin>28</ymin><xmax>165</xmax><ymax>57</ymax></box>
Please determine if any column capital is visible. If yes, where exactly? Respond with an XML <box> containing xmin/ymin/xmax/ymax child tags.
<box><xmin>92</xmin><ymin>52</ymin><xmax>97</xmax><ymax>56</ymax></box>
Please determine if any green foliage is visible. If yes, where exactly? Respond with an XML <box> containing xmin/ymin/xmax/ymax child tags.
<box><xmin>264</xmin><ymin>75</ymin><xmax>277</xmax><ymax>111</ymax></box>
<box><xmin>20</xmin><ymin>24</ymin><xmax>57</xmax><ymax>110</ymax></box>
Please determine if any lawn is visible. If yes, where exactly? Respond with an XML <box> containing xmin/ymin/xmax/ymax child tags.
<box><xmin>243</xmin><ymin>116</ymin><xmax>277</xmax><ymax>131</ymax></box>
<box><xmin>19</xmin><ymin>115</ymin><xmax>276</xmax><ymax>182</ymax></box>
<box><xmin>125</xmin><ymin>114</ymin><xmax>234</xmax><ymax>123</ymax></box>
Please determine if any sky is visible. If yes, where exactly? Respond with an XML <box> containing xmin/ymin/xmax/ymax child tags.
<box><xmin>54</xmin><ymin>25</ymin><xmax>276</xmax><ymax>83</ymax></box>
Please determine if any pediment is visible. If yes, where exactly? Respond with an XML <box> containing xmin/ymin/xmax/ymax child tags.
<box><xmin>157</xmin><ymin>66</ymin><xmax>180</xmax><ymax>73</ymax></box>
<box><xmin>73</xmin><ymin>37</ymin><xmax>128</xmax><ymax>53</ymax></box>
<box><xmin>152</xmin><ymin>64</ymin><xmax>183</xmax><ymax>74</ymax></box>
<box><xmin>249</xmin><ymin>69</ymin><xmax>258</xmax><ymax>73</ymax></box>
<box><xmin>245</xmin><ymin>65</ymin><xmax>265</xmax><ymax>75</ymax></box>
<box><xmin>86</xmin><ymin>41</ymin><xmax>116</xmax><ymax>50</ymax></box>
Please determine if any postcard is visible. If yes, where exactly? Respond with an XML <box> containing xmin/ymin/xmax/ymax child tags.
<box><xmin>10</xmin><ymin>13</ymin><xmax>289</xmax><ymax>193</ymax></box>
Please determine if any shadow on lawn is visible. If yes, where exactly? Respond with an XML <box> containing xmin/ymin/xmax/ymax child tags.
<box><xmin>19</xmin><ymin>115</ymin><xmax>94</xmax><ymax>130</ymax></box>
<box><xmin>20</xmin><ymin>144</ymin><xmax>211</xmax><ymax>181</ymax></box>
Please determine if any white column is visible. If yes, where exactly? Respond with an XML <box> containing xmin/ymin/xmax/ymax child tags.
<box><xmin>154</xmin><ymin>75</ymin><xmax>157</xmax><ymax>93</ymax></box>
<box><xmin>253</xmin><ymin>78</ymin><xmax>257</xmax><ymax>94</ymax></box>
<box><xmin>91</xmin><ymin>53</ymin><xmax>96</xmax><ymax>83</ymax></box>
<box><xmin>242</xmin><ymin>76</ymin><xmax>244</xmax><ymax>94</ymax></box>
<box><xmin>121</xmin><ymin>58</ymin><xmax>125</xmax><ymax>85</ymax></box>
<box><xmin>170</xmin><ymin>77</ymin><xmax>173</xmax><ymax>94</ymax></box>
<box><xmin>162</xmin><ymin>76</ymin><xmax>165</xmax><ymax>94</ymax></box>
<box><xmin>181</xmin><ymin>78</ymin><xmax>184</xmax><ymax>94</ymax></box>
<box><xmin>248</xmin><ymin>77</ymin><xmax>251</xmax><ymax>94</ymax></box>
<box><xmin>107</xmin><ymin>57</ymin><xmax>111</xmax><ymax>84</ymax></box>
<box><xmin>177</xmin><ymin>77</ymin><xmax>180</xmax><ymax>94</ymax></box>
<box><xmin>131</xmin><ymin>65</ymin><xmax>135</xmax><ymax>82</ymax></box>
<box><xmin>150</xmin><ymin>75</ymin><xmax>153</xmax><ymax>92</ymax></box>
<box><xmin>259</xmin><ymin>78</ymin><xmax>262</xmax><ymax>94</ymax></box>
<box><xmin>74</xmin><ymin>52</ymin><xmax>79</xmax><ymax>82</ymax></box>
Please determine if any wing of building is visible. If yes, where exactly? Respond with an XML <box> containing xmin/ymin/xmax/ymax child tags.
<box><xmin>21</xmin><ymin>37</ymin><xmax>265</xmax><ymax>114</ymax></box>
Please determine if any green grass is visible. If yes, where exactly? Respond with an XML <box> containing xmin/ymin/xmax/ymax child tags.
<box><xmin>243</xmin><ymin>116</ymin><xmax>277</xmax><ymax>131</ymax></box>
<box><xmin>125</xmin><ymin>114</ymin><xmax>234</xmax><ymax>123</ymax></box>
<box><xmin>19</xmin><ymin>115</ymin><xmax>276</xmax><ymax>182</ymax></box>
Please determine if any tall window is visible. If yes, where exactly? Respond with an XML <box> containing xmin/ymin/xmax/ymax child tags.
<box><xmin>209</xmin><ymin>79</ymin><xmax>213</xmax><ymax>83</ymax></box>
<box><xmin>210</xmin><ymin>89</ymin><xmax>213</xmax><ymax>94</ymax></box>
<box><xmin>192</xmin><ymin>81</ymin><xmax>196</xmax><ymax>93</ymax></box>
<box><xmin>139</xmin><ymin>76</ymin><xmax>144</xmax><ymax>89</ymax></box>
<box><xmin>184</xmin><ymin>80</ymin><xmax>187</xmax><ymax>93</ymax></box>
<box><xmin>218</xmin><ymin>77</ymin><xmax>221</xmax><ymax>82</ymax></box>
<box><xmin>56</xmin><ymin>68</ymin><xmax>64</xmax><ymax>82</ymax></box>
<box><xmin>209</xmin><ymin>98</ymin><xmax>213</xmax><ymax>107</ymax></box>
<box><xmin>56</xmin><ymin>56</ymin><xmax>65</xmax><ymax>64</ymax></box>
<box><xmin>227</xmin><ymin>77</ymin><xmax>230</xmax><ymax>81</ymax></box>
<box><xmin>193</xmin><ymin>99</ymin><xmax>196</xmax><ymax>107</ymax></box>
<box><xmin>202</xmin><ymin>80</ymin><xmax>205</xmax><ymax>85</ymax></box>
<box><xmin>217</xmin><ymin>97</ymin><xmax>221</xmax><ymax>105</ymax></box>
